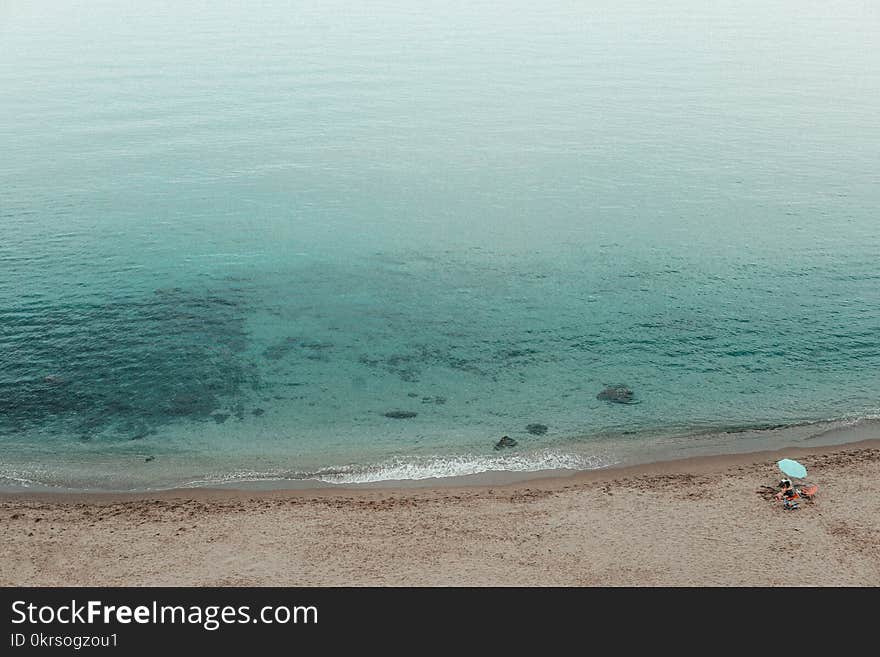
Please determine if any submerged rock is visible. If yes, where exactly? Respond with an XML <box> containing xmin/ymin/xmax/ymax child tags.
<box><xmin>144</xmin><ymin>456</ymin><xmax>155</xmax><ymax>463</ymax></box>
<box><xmin>596</xmin><ymin>385</ymin><xmax>635</xmax><ymax>404</ymax></box>
<box><xmin>167</xmin><ymin>393</ymin><xmax>217</xmax><ymax>417</ymax></box>
<box><xmin>383</xmin><ymin>410</ymin><xmax>418</xmax><ymax>419</ymax></box>
<box><xmin>723</xmin><ymin>423</ymin><xmax>786</xmax><ymax>434</ymax></box>
<box><xmin>494</xmin><ymin>435</ymin><xmax>517</xmax><ymax>450</ymax></box>
<box><xmin>263</xmin><ymin>337</ymin><xmax>298</xmax><ymax>361</ymax></box>
<box><xmin>526</xmin><ymin>423</ymin><xmax>548</xmax><ymax>435</ymax></box>
<box><xmin>211</xmin><ymin>413</ymin><xmax>230</xmax><ymax>424</ymax></box>
<box><xmin>252</xmin><ymin>408</ymin><xmax>265</xmax><ymax>416</ymax></box>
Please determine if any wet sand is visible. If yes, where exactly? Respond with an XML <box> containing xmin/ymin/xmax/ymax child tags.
<box><xmin>2</xmin><ymin>439</ymin><xmax>879</xmax><ymax>586</ymax></box>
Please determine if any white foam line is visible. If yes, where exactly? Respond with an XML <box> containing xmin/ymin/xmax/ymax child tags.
<box><xmin>314</xmin><ymin>450</ymin><xmax>614</xmax><ymax>484</ymax></box>
<box><xmin>176</xmin><ymin>451</ymin><xmax>616</xmax><ymax>488</ymax></box>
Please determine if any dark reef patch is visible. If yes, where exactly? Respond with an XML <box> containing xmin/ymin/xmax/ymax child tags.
<box><xmin>358</xmin><ymin>345</ymin><xmax>487</xmax><ymax>382</ymax></box>
<box><xmin>356</xmin><ymin>339</ymin><xmax>550</xmax><ymax>384</ymax></box>
<box><xmin>525</xmin><ymin>423</ymin><xmax>548</xmax><ymax>435</ymax></box>
<box><xmin>263</xmin><ymin>337</ymin><xmax>299</xmax><ymax>361</ymax></box>
<box><xmin>0</xmin><ymin>286</ymin><xmax>258</xmax><ymax>441</ymax></box>
<box><xmin>263</xmin><ymin>337</ymin><xmax>333</xmax><ymax>362</ymax></box>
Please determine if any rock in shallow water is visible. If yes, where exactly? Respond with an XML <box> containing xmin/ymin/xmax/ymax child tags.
<box><xmin>383</xmin><ymin>410</ymin><xmax>418</xmax><ymax>419</ymax></box>
<box><xmin>526</xmin><ymin>423</ymin><xmax>548</xmax><ymax>435</ymax></box>
<box><xmin>494</xmin><ymin>435</ymin><xmax>517</xmax><ymax>450</ymax></box>
<box><xmin>596</xmin><ymin>385</ymin><xmax>635</xmax><ymax>404</ymax></box>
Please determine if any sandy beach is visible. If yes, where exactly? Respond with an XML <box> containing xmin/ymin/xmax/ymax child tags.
<box><xmin>1</xmin><ymin>438</ymin><xmax>878</xmax><ymax>587</ymax></box>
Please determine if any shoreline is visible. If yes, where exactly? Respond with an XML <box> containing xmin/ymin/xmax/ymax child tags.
<box><xmin>2</xmin><ymin>436</ymin><xmax>879</xmax><ymax>504</ymax></box>
<box><xmin>2</xmin><ymin>436</ymin><xmax>879</xmax><ymax>585</ymax></box>
<box><xmin>3</xmin><ymin>415</ymin><xmax>879</xmax><ymax>497</ymax></box>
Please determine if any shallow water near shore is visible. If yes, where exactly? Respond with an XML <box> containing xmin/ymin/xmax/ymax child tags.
<box><xmin>1</xmin><ymin>1</ymin><xmax>879</xmax><ymax>490</ymax></box>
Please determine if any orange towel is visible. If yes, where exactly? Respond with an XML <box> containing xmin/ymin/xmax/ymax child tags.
<box><xmin>800</xmin><ymin>484</ymin><xmax>819</xmax><ymax>498</ymax></box>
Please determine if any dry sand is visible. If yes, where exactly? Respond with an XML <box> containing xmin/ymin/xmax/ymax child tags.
<box><xmin>2</xmin><ymin>440</ymin><xmax>879</xmax><ymax>586</ymax></box>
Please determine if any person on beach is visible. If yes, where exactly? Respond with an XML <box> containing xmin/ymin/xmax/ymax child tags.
<box><xmin>775</xmin><ymin>479</ymin><xmax>800</xmax><ymax>509</ymax></box>
<box><xmin>774</xmin><ymin>479</ymin><xmax>792</xmax><ymax>499</ymax></box>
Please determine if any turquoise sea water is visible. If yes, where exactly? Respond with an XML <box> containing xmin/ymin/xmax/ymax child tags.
<box><xmin>1</xmin><ymin>1</ymin><xmax>879</xmax><ymax>489</ymax></box>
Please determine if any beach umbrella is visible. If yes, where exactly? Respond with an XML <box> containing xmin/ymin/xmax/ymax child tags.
<box><xmin>777</xmin><ymin>458</ymin><xmax>807</xmax><ymax>479</ymax></box>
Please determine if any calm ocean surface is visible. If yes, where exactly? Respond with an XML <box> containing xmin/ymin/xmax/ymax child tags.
<box><xmin>1</xmin><ymin>1</ymin><xmax>878</xmax><ymax>489</ymax></box>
